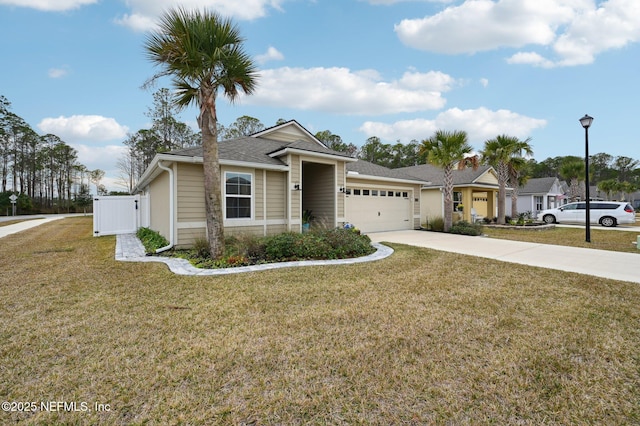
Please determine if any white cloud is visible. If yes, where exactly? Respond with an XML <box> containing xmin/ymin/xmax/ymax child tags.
<box><xmin>245</xmin><ymin>67</ymin><xmax>456</xmax><ymax>115</ymax></box>
<box><xmin>38</xmin><ymin>115</ymin><xmax>129</xmax><ymax>143</ymax></box>
<box><xmin>73</xmin><ymin>144</ymin><xmax>127</xmax><ymax>170</ymax></box>
<box><xmin>363</xmin><ymin>0</ymin><xmax>454</xmax><ymax>4</ymax></box>
<box><xmin>395</xmin><ymin>0</ymin><xmax>640</xmax><ymax>67</ymax></box>
<box><xmin>359</xmin><ymin>107</ymin><xmax>547</xmax><ymax>144</ymax></box>
<box><xmin>255</xmin><ymin>46</ymin><xmax>284</xmax><ymax>64</ymax></box>
<box><xmin>479</xmin><ymin>78</ymin><xmax>489</xmax><ymax>88</ymax></box>
<box><xmin>113</xmin><ymin>13</ymin><xmax>158</xmax><ymax>32</ymax></box>
<box><xmin>0</xmin><ymin>0</ymin><xmax>96</xmax><ymax>11</ymax></box>
<box><xmin>48</xmin><ymin>66</ymin><xmax>69</xmax><ymax>79</ymax></box>
<box><xmin>114</xmin><ymin>0</ymin><xmax>285</xmax><ymax>32</ymax></box>
<box><xmin>506</xmin><ymin>51</ymin><xmax>555</xmax><ymax>68</ymax></box>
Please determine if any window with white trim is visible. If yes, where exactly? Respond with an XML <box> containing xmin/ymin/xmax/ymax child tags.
<box><xmin>453</xmin><ymin>191</ymin><xmax>463</xmax><ymax>211</ymax></box>
<box><xmin>225</xmin><ymin>172</ymin><xmax>252</xmax><ymax>219</ymax></box>
<box><xmin>534</xmin><ymin>196</ymin><xmax>543</xmax><ymax>212</ymax></box>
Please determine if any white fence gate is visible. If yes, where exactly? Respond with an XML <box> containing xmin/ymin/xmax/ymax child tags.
<box><xmin>93</xmin><ymin>195</ymin><xmax>149</xmax><ymax>236</ymax></box>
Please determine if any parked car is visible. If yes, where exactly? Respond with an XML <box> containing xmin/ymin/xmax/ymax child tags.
<box><xmin>537</xmin><ymin>201</ymin><xmax>636</xmax><ymax>227</ymax></box>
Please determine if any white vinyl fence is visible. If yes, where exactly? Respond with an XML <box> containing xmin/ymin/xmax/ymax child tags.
<box><xmin>93</xmin><ymin>195</ymin><xmax>149</xmax><ymax>236</ymax></box>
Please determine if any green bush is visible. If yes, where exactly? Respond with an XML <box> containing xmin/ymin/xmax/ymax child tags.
<box><xmin>263</xmin><ymin>232</ymin><xmax>333</xmax><ymax>261</ymax></box>
<box><xmin>180</xmin><ymin>227</ymin><xmax>375</xmax><ymax>268</ymax></box>
<box><xmin>136</xmin><ymin>227</ymin><xmax>169</xmax><ymax>253</ymax></box>
<box><xmin>317</xmin><ymin>227</ymin><xmax>373</xmax><ymax>259</ymax></box>
<box><xmin>449</xmin><ymin>220</ymin><xmax>483</xmax><ymax>236</ymax></box>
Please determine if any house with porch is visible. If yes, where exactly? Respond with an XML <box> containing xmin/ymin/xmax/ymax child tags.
<box><xmin>397</xmin><ymin>164</ymin><xmax>501</xmax><ymax>224</ymax></box>
<box><xmin>133</xmin><ymin>120</ymin><xmax>424</xmax><ymax>248</ymax></box>
<box><xmin>506</xmin><ymin>177</ymin><xmax>567</xmax><ymax>217</ymax></box>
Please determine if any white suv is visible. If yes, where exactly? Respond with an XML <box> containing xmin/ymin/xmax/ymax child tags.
<box><xmin>537</xmin><ymin>201</ymin><xmax>636</xmax><ymax>227</ymax></box>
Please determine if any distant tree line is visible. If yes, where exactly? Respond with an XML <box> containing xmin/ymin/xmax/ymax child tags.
<box><xmin>0</xmin><ymin>95</ymin><xmax>97</xmax><ymax>215</ymax></box>
<box><xmin>117</xmin><ymin>88</ymin><xmax>201</xmax><ymax>192</ymax></box>
<box><xmin>122</xmin><ymin>103</ymin><xmax>640</xmax><ymax>205</ymax></box>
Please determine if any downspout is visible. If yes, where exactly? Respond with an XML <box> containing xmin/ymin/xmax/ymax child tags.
<box><xmin>155</xmin><ymin>160</ymin><xmax>174</xmax><ymax>253</ymax></box>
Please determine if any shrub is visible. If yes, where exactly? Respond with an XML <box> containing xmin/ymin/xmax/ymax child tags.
<box><xmin>425</xmin><ymin>216</ymin><xmax>445</xmax><ymax>232</ymax></box>
<box><xmin>449</xmin><ymin>220</ymin><xmax>483</xmax><ymax>236</ymax></box>
<box><xmin>264</xmin><ymin>232</ymin><xmax>333</xmax><ymax>261</ymax></box>
<box><xmin>192</xmin><ymin>237</ymin><xmax>210</xmax><ymax>258</ymax></box>
<box><xmin>136</xmin><ymin>227</ymin><xmax>169</xmax><ymax>253</ymax></box>
<box><xmin>318</xmin><ymin>227</ymin><xmax>373</xmax><ymax>259</ymax></box>
<box><xmin>183</xmin><ymin>228</ymin><xmax>375</xmax><ymax>267</ymax></box>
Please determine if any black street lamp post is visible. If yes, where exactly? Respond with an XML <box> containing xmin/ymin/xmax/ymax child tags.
<box><xmin>579</xmin><ymin>114</ymin><xmax>594</xmax><ymax>243</ymax></box>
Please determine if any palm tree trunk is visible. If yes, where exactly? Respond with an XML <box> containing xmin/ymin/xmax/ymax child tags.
<box><xmin>497</xmin><ymin>161</ymin><xmax>509</xmax><ymax>224</ymax></box>
<box><xmin>443</xmin><ymin>164</ymin><xmax>454</xmax><ymax>232</ymax></box>
<box><xmin>200</xmin><ymin>93</ymin><xmax>225</xmax><ymax>259</ymax></box>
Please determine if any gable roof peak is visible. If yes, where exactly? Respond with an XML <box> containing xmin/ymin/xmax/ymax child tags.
<box><xmin>251</xmin><ymin>120</ymin><xmax>327</xmax><ymax>148</ymax></box>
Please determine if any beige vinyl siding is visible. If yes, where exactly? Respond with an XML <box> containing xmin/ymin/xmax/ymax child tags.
<box><xmin>266</xmin><ymin>171</ymin><xmax>286</xmax><ymax>220</ymax></box>
<box><xmin>254</xmin><ymin>170</ymin><xmax>264</xmax><ymax>221</ymax></box>
<box><xmin>475</xmin><ymin>170</ymin><xmax>499</xmax><ymax>185</ymax></box>
<box><xmin>176</xmin><ymin>163</ymin><xmax>205</xmax><ymax>222</ymax></box>
<box><xmin>337</xmin><ymin>165</ymin><xmax>345</xmax><ymax>219</ymax></box>
<box><xmin>421</xmin><ymin>188</ymin><xmax>443</xmax><ymax>224</ymax></box>
<box><xmin>262</xmin><ymin>127</ymin><xmax>314</xmax><ymax>143</ymax></box>
<box><xmin>176</xmin><ymin>228</ymin><xmax>206</xmax><ymax>249</ymax></box>
<box><xmin>148</xmin><ymin>169</ymin><xmax>171</xmax><ymax>241</ymax></box>
<box><xmin>289</xmin><ymin>154</ymin><xmax>301</xmax><ymax>221</ymax></box>
<box><xmin>302</xmin><ymin>161</ymin><xmax>335</xmax><ymax>226</ymax></box>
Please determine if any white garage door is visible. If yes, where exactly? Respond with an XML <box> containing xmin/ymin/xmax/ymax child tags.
<box><xmin>346</xmin><ymin>188</ymin><xmax>412</xmax><ymax>233</ymax></box>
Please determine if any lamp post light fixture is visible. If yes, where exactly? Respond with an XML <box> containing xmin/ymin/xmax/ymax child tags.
<box><xmin>579</xmin><ymin>114</ymin><xmax>594</xmax><ymax>243</ymax></box>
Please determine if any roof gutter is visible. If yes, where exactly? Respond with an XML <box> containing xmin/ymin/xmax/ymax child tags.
<box><xmin>155</xmin><ymin>160</ymin><xmax>174</xmax><ymax>254</ymax></box>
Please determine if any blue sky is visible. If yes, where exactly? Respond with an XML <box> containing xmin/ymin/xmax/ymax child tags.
<box><xmin>1</xmin><ymin>0</ymin><xmax>639</xmax><ymax>190</ymax></box>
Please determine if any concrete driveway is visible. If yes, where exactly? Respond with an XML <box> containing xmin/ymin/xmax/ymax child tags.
<box><xmin>0</xmin><ymin>216</ymin><xmax>66</xmax><ymax>238</ymax></box>
<box><xmin>367</xmin><ymin>230</ymin><xmax>640</xmax><ymax>284</ymax></box>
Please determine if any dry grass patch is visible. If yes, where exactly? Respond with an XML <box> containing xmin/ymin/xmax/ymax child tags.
<box><xmin>1</xmin><ymin>217</ymin><xmax>639</xmax><ymax>424</ymax></box>
<box><xmin>484</xmin><ymin>226</ymin><xmax>640</xmax><ymax>253</ymax></box>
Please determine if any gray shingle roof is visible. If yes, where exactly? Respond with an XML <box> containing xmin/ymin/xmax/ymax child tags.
<box><xmin>518</xmin><ymin>177</ymin><xmax>559</xmax><ymax>194</ymax></box>
<box><xmin>396</xmin><ymin>164</ymin><xmax>495</xmax><ymax>186</ymax></box>
<box><xmin>346</xmin><ymin>160</ymin><xmax>425</xmax><ymax>181</ymax></box>
<box><xmin>165</xmin><ymin>136</ymin><xmax>351</xmax><ymax>166</ymax></box>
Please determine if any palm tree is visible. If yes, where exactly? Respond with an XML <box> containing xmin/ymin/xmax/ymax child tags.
<box><xmin>144</xmin><ymin>8</ymin><xmax>258</xmax><ymax>259</ymax></box>
<box><xmin>481</xmin><ymin>135</ymin><xmax>533</xmax><ymax>224</ymax></box>
<box><xmin>597</xmin><ymin>179</ymin><xmax>620</xmax><ymax>200</ymax></box>
<box><xmin>559</xmin><ymin>158</ymin><xmax>585</xmax><ymax>202</ymax></box>
<box><xmin>419</xmin><ymin>130</ymin><xmax>478</xmax><ymax>232</ymax></box>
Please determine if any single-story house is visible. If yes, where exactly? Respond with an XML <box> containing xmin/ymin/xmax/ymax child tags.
<box><xmin>133</xmin><ymin>120</ymin><xmax>424</xmax><ymax>248</ymax></box>
<box><xmin>506</xmin><ymin>177</ymin><xmax>567</xmax><ymax>217</ymax></box>
<box><xmin>397</xmin><ymin>164</ymin><xmax>501</xmax><ymax>224</ymax></box>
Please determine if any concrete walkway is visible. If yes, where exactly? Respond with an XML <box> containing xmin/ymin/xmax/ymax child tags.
<box><xmin>368</xmin><ymin>230</ymin><xmax>640</xmax><ymax>284</ymax></box>
<box><xmin>0</xmin><ymin>216</ymin><xmax>64</xmax><ymax>238</ymax></box>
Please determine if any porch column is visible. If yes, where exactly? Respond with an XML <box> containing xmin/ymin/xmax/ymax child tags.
<box><xmin>487</xmin><ymin>190</ymin><xmax>496</xmax><ymax>221</ymax></box>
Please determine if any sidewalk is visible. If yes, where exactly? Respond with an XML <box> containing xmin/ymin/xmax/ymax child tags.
<box><xmin>368</xmin><ymin>230</ymin><xmax>640</xmax><ymax>284</ymax></box>
<box><xmin>0</xmin><ymin>216</ymin><xmax>64</xmax><ymax>238</ymax></box>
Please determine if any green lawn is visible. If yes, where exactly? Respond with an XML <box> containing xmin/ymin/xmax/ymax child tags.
<box><xmin>1</xmin><ymin>217</ymin><xmax>639</xmax><ymax>424</ymax></box>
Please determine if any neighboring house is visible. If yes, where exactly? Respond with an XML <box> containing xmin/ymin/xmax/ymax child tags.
<box><xmin>507</xmin><ymin>177</ymin><xmax>566</xmax><ymax>217</ymax></box>
<box><xmin>630</xmin><ymin>191</ymin><xmax>640</xmax><ymax>209</ymax></box>
<box><xmin>133</xmin><ymin>120</ymin><xmax>424</xmax><ymax>248</ymax></box>
<box><xmin>397</xmin><ymin>164</ymin><xmax>501</xmax><ymax>224</ymax></box>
